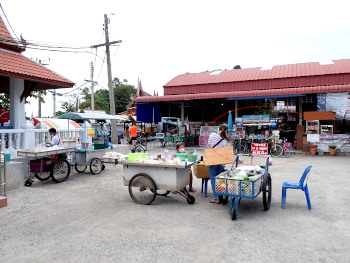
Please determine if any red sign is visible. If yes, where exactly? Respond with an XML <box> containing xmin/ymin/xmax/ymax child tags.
<box><xmin>251</xmin><ymin>143</ymin><xmax>268</xmax><ymax>155</ymax></box>
<box><xmin>0</xmin><ymin>109</ymin><xmax>9</xmax><ymax>123</ymax></box>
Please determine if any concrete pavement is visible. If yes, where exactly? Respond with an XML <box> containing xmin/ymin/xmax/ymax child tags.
<box><xmin>0</xmin><ymin>147</ymin><xmax>349</xmax><ymax>263</ymax></box>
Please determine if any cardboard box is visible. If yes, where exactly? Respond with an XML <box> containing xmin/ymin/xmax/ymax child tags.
<box><xmin>204</xmin><ymin>146</ymin><xmax>234</xmax><ymax>166</ymax></box>
<box><xmin>193</xmin><ymin>163</ymin><xmax>210</xmax><ymax>179</ymax></box>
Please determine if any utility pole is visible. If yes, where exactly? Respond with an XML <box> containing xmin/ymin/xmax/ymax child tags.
<box><xmin>90</xmin><ymin>15</ymin><xmax>121</xmax><ymax>144</ymax></box>
<box><xmin>105</xmin><ymin>14</ymin><xmax>116</xmax><ymax>144</ymax></box>
<box><xmin>36</xmin><ymin>58</ymin><xmax>49</xmax><ymax>117</ymax></box>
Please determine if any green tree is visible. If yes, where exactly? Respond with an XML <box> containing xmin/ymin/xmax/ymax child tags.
<box><xmin>113</xmin><ymin>78</ymin><xmax>136</xmax><ymax>114</ymax></box>
<box><xmin>233</xmin><ymin>65</ymin><xmax>241</xmax><ymax>69</ymax></box>
<box><xmin>79</xmin><ymin>78</ymin><xmax>136</xmax><ymax>114</ymax></box>
<box><xmin>0</xmin><ymin>90</ymin><xmax>47</xmax><ymax>109</ymax></box>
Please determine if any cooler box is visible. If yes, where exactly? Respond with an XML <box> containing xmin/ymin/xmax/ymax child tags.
<box><xmin>94</xmin><ymin>139</ymin><xmax>105</xmax><ymax>149</ymax></box>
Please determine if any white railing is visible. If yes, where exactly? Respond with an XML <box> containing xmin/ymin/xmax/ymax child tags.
<box><xmin>34</xmin><ymin>128</ymin><xmax>82</xmax><ymax>146</ymax></box>
<box><xmin>0</xmin><ymin>128</ymin><xmax>83</xmax><ymax>152</ymax></box>
<box><xmin>0</xmin><ymin>129</ymin><xmax>25</xmax><ymax>152</ymax></box>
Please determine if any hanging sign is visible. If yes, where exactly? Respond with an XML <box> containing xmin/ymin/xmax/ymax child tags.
<box><xmin>87</xmin><ymin>128</ymin><xmax>95</xmax><ymax>137</ymax></box>
<box><xmin>251</xmin><ymin>143</ymin><xmax>268</xmax><ymax>155</ymax></box>
<box><xmin>243</xmin><ymin>115</ymin><xmax>270</xmax><ymax>124</ymax></box>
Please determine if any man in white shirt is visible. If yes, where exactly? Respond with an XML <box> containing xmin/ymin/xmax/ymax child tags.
<box><xmin>46</xmin><ymin>128</ymin><xmax>63</xmax><ymax>147</ymax></box>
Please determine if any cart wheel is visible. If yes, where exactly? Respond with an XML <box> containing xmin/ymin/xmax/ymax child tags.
<box><xmin>90</xmin><ymin>158</ymin><xmax>103</xmax><ymax>174</ymax></box>
<box><xmin>187</xmin><ymin>195</ymin><xmax>195</xmax><ymax>204</ymax></box>
<box><xmin>75</xmin><ymin>165</ymin><xmax>87</xmax><ymax>173</ymax></box>
<box><xmin>231</xmin><ymin>209</ymin><xmax>237</xmax><ymax>220</ymax></box>
<box><xmin>262</xmin><ymin>174</ymin><xmax>272</xmax><ymax>211</ymax></box>
<box><xmin>35</xmin><ymin>172</ymin><xmax>51</xmax><ymax>181</ymax></box>
<box><xmin>51</xmin><ymin>159</ymin><xmax>70</xmax><ymax>183</ymax></box>
<box><xmin>25</xmin><ymin>179</ymin><xmax>33</xmax><ymax>187</ymax></box>
<box><xmin>129</xmin><ymin>173</ymin><xmax>156</xmax><ymax>205</ymax></box>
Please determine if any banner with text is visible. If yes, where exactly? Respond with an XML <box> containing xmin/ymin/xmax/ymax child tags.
<box><xmin>251</xmin><ymin>143</ymin><xmax>268</xmax><ymax>155</ymax></box>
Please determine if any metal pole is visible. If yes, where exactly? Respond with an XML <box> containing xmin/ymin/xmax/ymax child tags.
<box><xmin>90</xmin><ymin>62</ymin><xmax>95</xmax><ymax>110</ymax></box>
<box><xmin>104</xmin><ymin>14</ymin><xmax>117</xmax><ymax>144</ymax></box>
<box><xmin>53</xmin><ymin>90</ymin><xmax>56</xmax><ymax>118</ymax></box>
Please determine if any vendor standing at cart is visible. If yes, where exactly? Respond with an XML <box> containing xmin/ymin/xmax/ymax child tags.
<box><xmin>46</xmin><ymin>128</ymin><xmax>66</xmax><ymax>159</ymax></box>
<box><xmin>207</xmin><ymin>124</ymin><xmax>231</xmax><ymax>204</ymax></box>
<box><xmin>46</xmin><ymin>128</ymin><xmax>63</xmax><ymax>147</ymax></box>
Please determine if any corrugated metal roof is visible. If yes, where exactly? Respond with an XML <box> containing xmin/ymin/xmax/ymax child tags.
<box><xmin>136</xmin><ymin>84</ymin><xmax>350</xmax><ymax>103</ymax></box>
<box><xmin>164</xmin><ymin>59</ymin><xmax>350</xmax><ymax>88</ymax></box>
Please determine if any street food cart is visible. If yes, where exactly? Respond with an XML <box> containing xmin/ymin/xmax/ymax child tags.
<box><xmin>107</xmin><ymin>152</ymin><xmax>196</xmax><ymax>205</ymax></box>
<box><xmin>17</xmin><ymin>147</ymin><xmax>76</xmax><ymax>186</ymax></box>
<box><xmin>214</xmin><ymin>154</ymin><xmax>272</xmax><ymax>220</ymax></box>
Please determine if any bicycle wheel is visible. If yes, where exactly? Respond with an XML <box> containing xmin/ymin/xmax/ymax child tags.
<box><xmin>129</xmin><ymin>173</ymin><xmax>156</xmax><ymax>205</ymax></box>
<box><xmin>135</xmin><ymin>145</ymin><xmax>146</xmax><ymax>153</ymax></box>
<box><xmin>282</xmin><ymin>148</ymin><xmax>290</xmax><ymax>158</ymax></box>
<box><xmin>271</xmin><ymin>145</ymin><xmax>283</xmax><ymax>157</ymax></box>
<box><xmin>90</xmin><ymin>158</ymin><xmax>103</xmax><ymax>174</ymax></box>
<box><xmin>51</xmin><ymin>159</ymin><xmax>70</xmax><ymax>183</ymax></box>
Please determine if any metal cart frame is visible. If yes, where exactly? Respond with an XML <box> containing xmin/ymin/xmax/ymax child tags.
<box><xmin>214</xmin><ymin>154</ymin><xmax>272</xmax><ymax>220</ymax></box>
<box><xmin>17</xmin><ymin>147</ymin><xmax>76</xmax><ymax>186</ymax></box>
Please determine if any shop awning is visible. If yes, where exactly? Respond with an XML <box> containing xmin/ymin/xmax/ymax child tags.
<box><xmin>135</xmin><ymin>85</ymin><xmax>350</xmax><ymax>103</ymax></box>
<box><xmin>58</xmin><ymin>112</ymin><xmax>124</xmax><ymax>121</ymax></box>
<box><xmin>33</xmin><ymin>118</ymin><xmax>81</xmax><ymax>129</ymax></box>
<box><xmin>228</xmin><ymin>94</ymin><xmax>302</xmax><ymax>100</ymax></box>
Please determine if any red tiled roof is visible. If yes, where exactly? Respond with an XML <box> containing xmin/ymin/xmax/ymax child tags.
<box><xmin>135</xmin><ymin>84</ymin><xmax>350</xmax><ymax>103</ymax></box>
<box><xmin>164</xmin><ymin>59</ymin><xmax>350</xmax><ymax>87</ymax></box>
<box><xmin>0</xmin><ymin>48</ymin><xmax>74</xmax><ymax>88</ymax></box>
<box><xmin>0</xmin><ymin>14</ymin><xmax>22</xmax><ymax>53</ymax></box>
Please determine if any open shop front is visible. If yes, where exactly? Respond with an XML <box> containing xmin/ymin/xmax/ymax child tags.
<box><xmin>304</xmin><ymin>111</ymin><xmax>350</xmax><ymax>154</ymax></box>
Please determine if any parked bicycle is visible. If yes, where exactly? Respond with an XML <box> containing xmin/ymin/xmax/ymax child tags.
<box><xmin>129</xmin><ymin>133</ymin><xmax>147</xmax><ymax>153</ymax></box>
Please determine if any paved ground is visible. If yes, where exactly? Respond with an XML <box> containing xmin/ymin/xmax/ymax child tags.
<box><xmin>1</xmin><ymin>147</ymin><xmax>349</xmax><ymax>263</ymax></box>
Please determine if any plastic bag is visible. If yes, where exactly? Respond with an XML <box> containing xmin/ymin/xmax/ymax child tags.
<box><xmin>161</xmin><ymin>149</ymin><xmax>171</xmax><ymax>160</ymax></box>
<box><xmin>8</xmin><ymin>147</ymin><xmax>17</xmax><ymax>159</ymax></box>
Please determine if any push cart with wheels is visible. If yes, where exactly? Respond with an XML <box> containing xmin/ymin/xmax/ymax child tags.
<box><xmin>17</xmin><ymin>147</ymin><xmax>76</xmax><ymax>186</ymax></box>
<box><xmin>121</xmin><ymin>161</ymin><xmax>195</xmax><ymax>205</ymax></box>
<box><xmin>214</xmin><ymin>154</ymin><xmax>272</xmax><ymax>220</ymax></box>
<box><xmin>74</xmin><ymin>148</ymin><xmax>109</xmax><ymax>174</ymax></box>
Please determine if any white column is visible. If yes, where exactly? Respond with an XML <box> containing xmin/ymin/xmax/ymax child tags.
<box><xmin>0</xmin><ymin>134</ymin><xmax>4</xmax><ymax>152</ymax></box>
<box><xmin>15</xmin><ymin>133</ymin><xmax>21</xmax><ymax>149</ymax></box>
<box><xmin>9</xmin><ymin>78</ymin><xmax>26</xmax><ymax>129</ymax></box>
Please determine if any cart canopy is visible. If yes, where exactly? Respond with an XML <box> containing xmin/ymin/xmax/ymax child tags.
<box><xmin>57</xmin><ymin>112</ymin><xmax>123</xmax><ymax>121</ymax></box>
<box><xmin>33</xmin><ymin>118</ymin><xmax>81</xmax><ymax>129</ymax></box>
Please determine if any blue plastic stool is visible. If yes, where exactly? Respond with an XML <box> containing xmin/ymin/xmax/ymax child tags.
<box><xmin>282</xmin><ymin>166</ymin><xmax>312</xmax><ymax>210</ymax></box>
<box><xmin>201</xmin><ymin>178</ymin><xmax>209</xmax><ymax>198</ymax></box>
